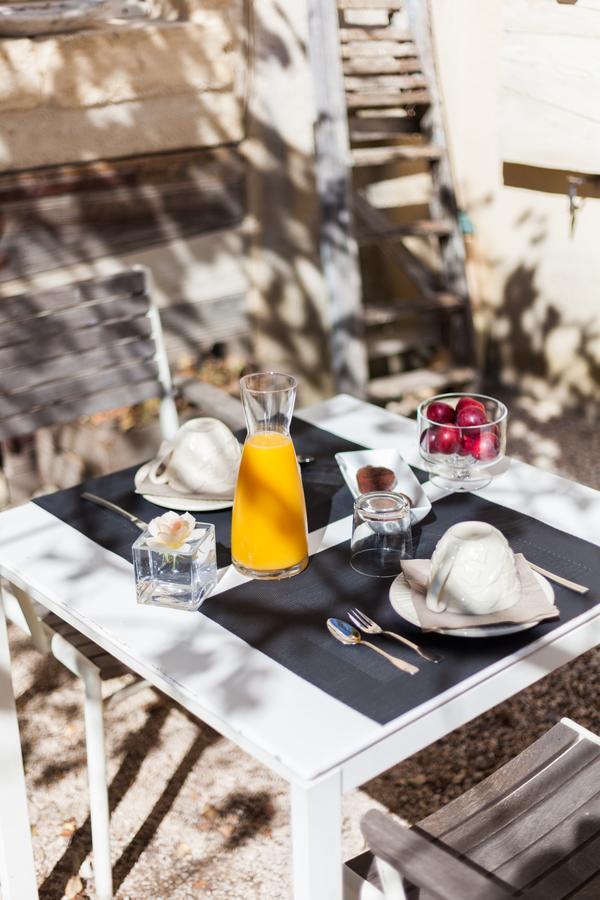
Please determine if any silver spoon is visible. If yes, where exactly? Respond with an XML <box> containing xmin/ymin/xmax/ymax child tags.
<box><xmin>327</xmin><ymin>618</ymin><xmax>418</xmax><ymax>675</ymax></box>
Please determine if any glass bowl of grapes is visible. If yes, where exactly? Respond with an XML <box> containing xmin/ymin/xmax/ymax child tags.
<box><xmin>417</xmin><ymin>393</ymin><xmax>507</xmax><ymax>491</ymax></box>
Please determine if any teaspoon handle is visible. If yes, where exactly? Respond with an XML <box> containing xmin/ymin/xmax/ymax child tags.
<box><xmin>524</xmin><ymin>559</ymin><xmax>589</xmax><ymax>594</ymax></box>
<box><xmin>362</xmin><ymin>640</ymin><xmax>418</xmax><ymax>675</ymax></box>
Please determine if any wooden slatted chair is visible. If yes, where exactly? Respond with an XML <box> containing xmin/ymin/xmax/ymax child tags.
<box><xmin>0</xmin><ymin>265</ymin><xmax>180</xmax><ymax>900</ymax></box>
<box><xmin>0</xmin><ymin>265</ymin><xmax>178</xmax><ymax>443</ymax></box>
<box><xmin>346</xmin><ymin>718</ymin><xmax>600</xmax><ymax>899</ymax></box>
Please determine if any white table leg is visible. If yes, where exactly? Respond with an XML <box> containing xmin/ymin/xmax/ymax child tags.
<box><xmin>291</xmin><ymin>769</ymin><xmax>343</xmax><ymax>900</ymax></box>
<box><xmin>0</xmin><ymin>590</ymin><xmax>38</xmax><ymax>899</ymax></box>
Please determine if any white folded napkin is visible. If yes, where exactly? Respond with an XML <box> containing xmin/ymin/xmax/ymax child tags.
<box><xmin>401</xmin><ymin>554</ymin><xmax>559</xmax><ymax>632</ymax></box>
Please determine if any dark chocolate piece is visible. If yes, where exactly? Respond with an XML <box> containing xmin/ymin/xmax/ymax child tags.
<box><xmin>356</xmin><ymin>465</ymin><xmax>397</xmax><ymax>494</ymax></box>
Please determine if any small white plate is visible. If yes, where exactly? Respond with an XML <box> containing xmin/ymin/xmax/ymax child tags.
<box><xmin>135</xmin><ymin>461</ymin><xmax>233</xmax><ymax>512</ymax></box>
<box><xmin>335</xmin><ymin>449</ymin><xmax>431</xmax><ymax>525</ymax></box>
<box><xmin>389</xmin><ymin>570</ymin><xmax>555</xmax><ymax>638</ymax></box>
<box><xmin>141</xmin><ymin>493</ymin><xmax>233</xmax><ymax>512</ymax></box>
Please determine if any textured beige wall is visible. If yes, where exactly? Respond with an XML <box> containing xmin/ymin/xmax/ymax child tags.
<box><xmin>431</xmin><ymin>0</ymin><xmax>600</xmax><ymax>408</ymax></box>
<box><xmin>245</xmin><ymin>0</ymin><xmax>333</xmax><ymax>404</ymax></box>
<box><xmin>0</xmin><ymin>1</ymin><xmax>245</xmax><ymax>170</ymax></box>
<box><xmin>0</xmin><ymin>23</ymin><xmax>234</xmax><ymax>111</ymax></box>
<box><xmin>501</xmin><ymin>0</ymin><xmax>600</xmax><ymax>175</ymax></box>
<box><xmin>0</xmin><ymin>2</ymin><xmax>249</xmax><ymax>365</ymax></box>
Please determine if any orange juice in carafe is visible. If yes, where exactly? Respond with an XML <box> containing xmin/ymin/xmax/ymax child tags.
<box><xmin>231</xmin><ymin>373</ymin><xmax>309</xmax><ymax>579</ymax></box>
<box><xmin>232</xmin><ymin>432</ymin><xmax>308</xmax><ymax>575</ymax></box>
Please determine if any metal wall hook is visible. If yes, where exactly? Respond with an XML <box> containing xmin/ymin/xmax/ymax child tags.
<box><xmin>567</xmin><ymin>176</ymin><xmax>584</xmax><ymax>237</ymax></box>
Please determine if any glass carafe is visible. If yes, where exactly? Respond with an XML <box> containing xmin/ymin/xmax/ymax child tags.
<box><xmin>231</xmin><ymin>372</ymin><xmax>309</xmax><ymax>579</ymax></box>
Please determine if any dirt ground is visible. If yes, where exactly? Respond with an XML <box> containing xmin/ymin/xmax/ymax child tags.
<box><xmin>6</xmin><ymin>390</ymin><xmax>600</xmax><ymax>899</ymax></box>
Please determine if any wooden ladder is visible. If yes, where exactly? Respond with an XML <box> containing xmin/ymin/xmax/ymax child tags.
<box><xmin>335</xmin><ymin>0</ymin><xmax>478</xmax><ymax>411</ymax></box>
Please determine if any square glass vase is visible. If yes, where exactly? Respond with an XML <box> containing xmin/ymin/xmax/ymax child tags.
<box><xmin>133</xmin><ymin>523</ymin><xmax>217</xmax><ymax>612</ymax></box>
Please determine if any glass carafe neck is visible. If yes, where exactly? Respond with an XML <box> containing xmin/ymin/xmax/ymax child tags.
<box><xmin>240</xmin><ymin>372</ymin><xmax>297</xmax><ymax>436</ymax></box>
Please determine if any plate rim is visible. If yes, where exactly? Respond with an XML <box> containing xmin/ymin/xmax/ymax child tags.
<box><xmin>135</xmin><ymin>459</ymin><xmax>233</xmax><ymax>512</ymax></box>
<box><xmin>389</xmin><ymin>569</ymin><xmax>555</xmax><ymax>638</ymax></box>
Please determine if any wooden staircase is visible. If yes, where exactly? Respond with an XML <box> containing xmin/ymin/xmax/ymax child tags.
<box><xmin>337</xmin><ymin>0</ymin><xmax>477</xmax><ymax>411</ymax></box>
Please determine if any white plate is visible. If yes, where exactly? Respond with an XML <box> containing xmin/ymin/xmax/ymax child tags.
<box><xmin>335</xmin><ymin>448</ymin><xmax>431</xmax><ymax>525</ymax></box>
<box><xmin>389</xmin><ymin>570</ymin><xmax>555</xmax><ymax>638</ymax></box>
<box><xmin>141</xmin><ymin>493</ymin><xmax>233</xmax><ymax>512</ymax></box>
<box><xmin>135</xmin><ymin>461</ymin><xmax>233</xmax><ymax>512</ymax></box>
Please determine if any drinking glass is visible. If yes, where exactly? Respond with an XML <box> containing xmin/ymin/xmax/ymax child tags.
<box><xmin>231</xmin><ymin>372</ymin><xmax>309</xmax><ymax>579</ymax></box>
<box><xmin>351</xmin><ymin>492</ymin><xmax>413</xmax><ymax>577</ymax></box>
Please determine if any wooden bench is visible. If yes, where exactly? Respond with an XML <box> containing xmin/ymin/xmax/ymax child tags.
<box><xmin>347</xmin><ymin>718</ymin><xmax>600</xmax><ymax>899</ymax></box>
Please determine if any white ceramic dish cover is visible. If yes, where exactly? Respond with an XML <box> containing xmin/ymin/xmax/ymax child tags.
<box><xmin>335</xmin><ymin>449</ymin><xmax>431</xmax><ymax>525</ymax></box>
<box><xmin>426</xmin><ymin>521</ymin><xmax>520</xmax><ymax>615</ymax></box>
<box><xmin>135</xmin><ymin>460</ymin><xmax>233</xmax><ymax>512</ymax></box>
<box><xmin>389</xmin><ymin>570</ymin><xmax>555</xmax><ymax>638</ymax></box>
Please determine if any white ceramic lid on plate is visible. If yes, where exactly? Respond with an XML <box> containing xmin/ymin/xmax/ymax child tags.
<box><xmin>389</xmin><ymin>570</ymin><xmax>555</xmax><ymax>638</ymax></box>
<box><xmin>335</xmin><ymin>448</ymin><xmax>431</xmax><ymax>524</ymax></box>
<box><xmin>134</xmin><ymin>461</ymin><xmax>233</xmax><ymax>512</ymax></box>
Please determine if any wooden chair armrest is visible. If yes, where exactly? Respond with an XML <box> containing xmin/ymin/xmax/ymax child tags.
<box><xmin>361</xmin><ymin>810</ymin><xmax>516</xmax><ymax>900</ymax></box>
<box><xmin>176</xmin><ymin>379</ymin><xmax>245</xmax><ymax>432</ymax></box>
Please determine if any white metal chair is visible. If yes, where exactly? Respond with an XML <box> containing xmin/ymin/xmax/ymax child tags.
<box><xmin>0</xmin><ymin>265</ymin><xmax>179</xmax><ymax>899</ymax></box>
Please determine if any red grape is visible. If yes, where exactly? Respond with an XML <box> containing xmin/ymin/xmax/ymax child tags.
<box><xmin>433</xmin><ymin>425</ymin><xmax>461</xmax><ymax>454</ymax></box>
<box><xmin>472</xmin><ymin>431</ymin><xmax>500</xmax><ymax>461</ymax></box>
<box><xmin>456</xmin><ymin>405</ymin><xmax>487</xmax><ymax>428</ymax></box>
<box><xmin>426</xmin><ymin>401</ymin><xmax>455</xmax><ymax>424</ymax></box>
<box><xmin>420</xmin><ymin>426</ymin><xmax>437</xmax><ymax>453</ymax></box>
<box><xmin>458</xmin><ymin>432</ymin><xmax>477</xmax><ymax>456</ymax></box>
<box><xmin>456</xmin><ymin>397</ymin><xmax>486</xmax><ymax>417</ymax></box>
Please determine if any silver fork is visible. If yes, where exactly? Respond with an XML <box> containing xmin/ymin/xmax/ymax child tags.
<box><xmin>348</xmin><ymin>608</ymin><xmax>443</xmax><ymax>663</ymax></box>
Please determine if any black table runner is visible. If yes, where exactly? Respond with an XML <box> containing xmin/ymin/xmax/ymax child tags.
<box><xmin>35</xmin><ymin>419</ymin><xmax>599</xmax><ymax>725</ymax></box>
<box><xmin>35</xmin><ymin>419</ymin><xmax>365</xmax><ymax>569</ymax></box>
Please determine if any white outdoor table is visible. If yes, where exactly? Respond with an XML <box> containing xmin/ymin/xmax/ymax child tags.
<box><xmin>1</xmin><ymin>395</ymin><xmax>599</xmax><ymax>900</ymax></box>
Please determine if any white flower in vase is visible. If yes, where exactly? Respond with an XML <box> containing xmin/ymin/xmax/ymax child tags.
<box><xmin>146</xmin><ymin>511</ymin><xmax>204</xmax><ymax>552</ymax></box>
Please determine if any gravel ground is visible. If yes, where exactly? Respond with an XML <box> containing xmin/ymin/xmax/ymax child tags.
<box><xmin>7</xmin><ymin>392</ymin><xmax>599</xmax><ymax>899</ymax></box>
